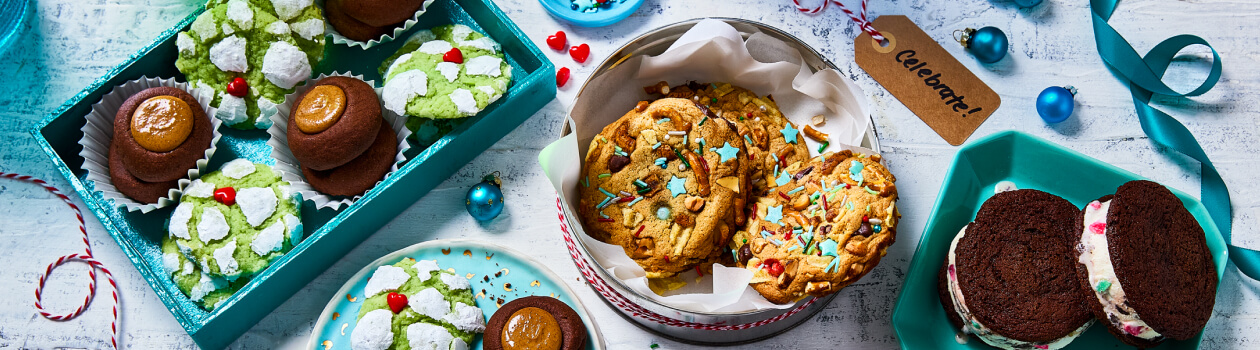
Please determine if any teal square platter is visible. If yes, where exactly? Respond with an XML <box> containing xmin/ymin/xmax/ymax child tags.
<box><xmin>891</xmin><ymin>130</ymin><xmax>1228</xmax><ymax>350</ymax></box>
<box><xmin>27</xmin><ymin>0</ymin><xmax>555</xmax><ymax>348</ymax></box>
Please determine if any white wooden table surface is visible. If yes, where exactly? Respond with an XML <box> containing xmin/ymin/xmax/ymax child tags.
<box><xmin>3</xmin><ymin>0</ymin><xmax>1259</xmax><ymax>348</ymax></box>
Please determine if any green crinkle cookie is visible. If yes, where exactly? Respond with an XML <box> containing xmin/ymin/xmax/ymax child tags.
<box><xmin>354</xmin><ymin>258</ymin><xmax>482</xmax><ymax>349</ymax></box>
<box><xmin>176</xmin><ymin>0</ymin><xmax>325</xmax><ymax>130</ymax></box>
<box><xmin>162</xmin><ymin>235</ymin><xmax>245</xmax><ymax>311</ymax></box>
<box><xmin>167</xmin><ymin>160</ymin><xmax>302</xmax><ymax>284</ymax></box>
<box><xmin>380</xmin><ymin>24</ymin><xmax>513</xmax><ymax>123</ymax></box>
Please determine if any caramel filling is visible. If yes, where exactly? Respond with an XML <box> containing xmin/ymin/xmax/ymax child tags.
<box><xmin>131</xmin><ymin>95</ymin><xmax>194</xmax><ymax>152</ymax></box>
<box><xmin>295</xmin><ymin>85</ymin><xmax>347</xmax><ymax>134</ymax></box>
<box><xmin>501</xmin><ymin>307</ymin><xmax>562</xmax><ymax>350</ymax></box>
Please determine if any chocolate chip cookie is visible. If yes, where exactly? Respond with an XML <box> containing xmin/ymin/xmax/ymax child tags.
<box><xmin>578</xmin><ymin>98</ymin><xmax>750</xmax><ymax>278</ymax></box>
<box><xmin>732</xmin><ymin>150</ymin><xmax>898</xmax><ymax>304</ymax></box>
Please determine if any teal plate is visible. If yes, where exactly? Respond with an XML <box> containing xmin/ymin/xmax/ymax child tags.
<box><xmin>891</xmin><ymin>130</ymin><xmax>1227</xmax><ymax>350</ymax></box>
<box><xmin>310</xmin><ymin>239</ymin><xmax>606</xmax><ymax>349</ymax></box>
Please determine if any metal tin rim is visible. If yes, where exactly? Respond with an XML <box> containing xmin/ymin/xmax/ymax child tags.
<box><xmin>562</xmin><ymin>17</ymin><xmax>882</xmax><ymax>321</ymax></box>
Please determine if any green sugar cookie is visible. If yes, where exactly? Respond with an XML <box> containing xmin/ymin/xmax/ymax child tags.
<box><xmin>176</xmin><ymin>0</ymin><xmax>325</xmax><ymax>129</ymax></box>
<box><xmin>351</xmin><ymin>258</ymin><xmax>485</xmax><ymax>350</ymax></box>
<box><xmin>380</xmin><ymin>24</ymin><xmax>513</xmax><ymax>122</ymax></box>
<box><xmin>166</xmin><ymin>159</ymin><xmax>302</xmax><ymax>282</ymax></box>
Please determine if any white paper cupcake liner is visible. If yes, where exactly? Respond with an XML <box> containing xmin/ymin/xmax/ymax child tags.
<box><xmin>266</xmin><ymin>72</ymin><xmax>413</xmax><ymax>210</ymax></box>
<box><xmin>321</xmin><ymin>0</ymin><xmax>437</xmax><ymax>49</ymax></box>
<box><xmin>79</xmin><ymin>76</ymin><xmax>222</xmax><ymax>213</ymax></box>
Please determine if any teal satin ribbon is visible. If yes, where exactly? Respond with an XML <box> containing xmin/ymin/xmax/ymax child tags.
<box><xmin>1091</xmin><ymin>0</ymin><xmax>1259</xmax><ymax>279</ymax></box>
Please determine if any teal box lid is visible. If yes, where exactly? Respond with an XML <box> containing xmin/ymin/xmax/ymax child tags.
<box><xmin>28</xmin><ymin>0</ymin><xmax>555</xmax><ymax>348</ymax></box>
<box><xmin>891</xmin><ymin>130</ymin><xmax>1227</xmax><ymax>350</ymax></box>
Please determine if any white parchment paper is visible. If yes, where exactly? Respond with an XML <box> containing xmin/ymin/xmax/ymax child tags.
<box><xmin>541</xmin><ymin>19</ymin><xmax>871</xmax><ymax>313</ymax></box>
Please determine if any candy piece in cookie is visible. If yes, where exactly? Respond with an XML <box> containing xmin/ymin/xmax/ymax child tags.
<box><xmin>734</xmin><ymin>150</ymin><xmax>898</xmax><ymax>304</ymax></box>
<box><xmin>485</xmin><ymin>296</ymin><xmax>588</xmax><ymax>350</ymax></box>
<box><xmin>287</xmin><ymin>76</ymin><xmax>383</xmax><ymax>171</ymax></box>
<box><xmin>940</xmin><ymin>189</ymin><xmax>1093</xmax><ymax>349</ymax></box>
<box><xmin>300</xmin><ymin>120</ymin><xmax>397</xmax><ymax>197</ymax></box>
<box><xmin>113</xmin><ymin>86</ymin><xmax>213</xmax><ymax>183</ymax></box>
<box><xmin>352</xmin><ymin>258</ymin><xmax>482</xmax><ymax>350</ymax></box>
<box><xmin>578</xmin><ymin>98</ymin><xmax>750</xmax><ymax>278</ymax></box>
<box><xmin>1074</xmin><ymin>180</ymin><xmax>1216</xmax><ymax>347</ymax></box>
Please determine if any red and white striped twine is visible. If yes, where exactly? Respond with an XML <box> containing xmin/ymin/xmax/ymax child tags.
<box><xmin>555</xmin><ymin>197</ymin><xmax>817</xmax><ymax>331</ymax></box>
<box><xmin>5</xmin><ymin>173</ymin><xmax>120</xmax><ymax>349</ymax></box>
<box><xmin>792</xmin><ymin>0</ymin><xmax>885</xmax><ymax>42</ymax></box>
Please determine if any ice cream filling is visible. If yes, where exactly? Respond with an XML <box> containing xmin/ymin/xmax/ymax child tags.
<box><xmin>947</xmin><ymin>225</ymin><xmax>1092</xmax><ymax>350</ymax></box>
<box><xmin>1077</xmin><ymin>200</ymin><xmax>1163</xmax><ymax>340</ymax></box>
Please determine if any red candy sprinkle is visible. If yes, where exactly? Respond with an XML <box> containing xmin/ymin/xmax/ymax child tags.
<box><xmin>213</xmin><ymin>187</ymin><xmax>236</xmax><ymax>206</ymax></box>
<box><xmin>1090</xmin><ymin>221</ymin><xmax>1107</xmax><ymax>234</ymax></box>
<box><xmin>226</xmin><ymin>77</ymin><xmax>248</xmax><ymax>97</ymax></box>
<box><xmin>763</xmin><ymin>258</ymin><xmax>784</xmax><ymax>277</ymax></box>
<box><xmin>1123</xmin><ymin>324</ymin><xmax>1145</xmax><ymax>336</ymax></box>
<box><xmin>546</xmin><ymin>31</ymin><xmax>567</xmax><ymax>50</ymax></box>
<box><xmin>569</xmin><ymin>43</ymin><xmax>590</xmax><ymax>63</ymax></box>
<box><xmin>386</xmin><ymin>292</ymin><xmax>407</xmax><ymax>314</ymax></box>
<box><xmin>556</xmin><ymin>67</ymin><xmax>570</xmax><ymax>87</ymax></box>
<box><xmin>862</xmin><ymin>215</ymin><xmax>869</xmax><ymax>223</ymax></box>
<box><xmin>443</xmin><ymin>48</ymin><xmax>464</xmax><ymax>64</ymax></box>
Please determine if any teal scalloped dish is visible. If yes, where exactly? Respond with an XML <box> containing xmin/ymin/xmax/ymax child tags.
<box><xmin>538</xmin><ymin>0</ymin><xmax>643</xmax><ymax>27</ymax></box>
<box><xmin>311</xmin><ymin>239</ymin><xmax>604</xmax><ymax>349</ymax></box>
<box><xmin>892</xmin><ymin>131</ymin><xmax>1227</xmax><ymax>350</ymax></box>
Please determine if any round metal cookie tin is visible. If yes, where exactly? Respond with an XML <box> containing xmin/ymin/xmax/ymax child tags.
<box><xmin>558</xmin><ymin>18</ymin><xmax>882</xmax><ymax>345</ymax></box>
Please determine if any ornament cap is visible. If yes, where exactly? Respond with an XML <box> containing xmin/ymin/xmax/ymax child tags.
<box><xmin>954</xmin><ymin>28</ymin><xmax>976</xmax><ymax>48</ymax></box>
<box><xmin>482</xmin><ymin>171</ymin><xmax>502</xmax><ymax>188</ymax></box>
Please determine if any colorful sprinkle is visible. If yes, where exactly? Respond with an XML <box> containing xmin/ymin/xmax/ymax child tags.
<box><xmin>864</xmin><ymin>186</ymin><xmax>877</xmax><ymax>195</ymax></box>
<box><xmin>626</xmin><ymin>196</ymin><xmax>643</xmax><ymax>207</ymax></box>
<box><xmin>654</xmin><ymin>157</ymin><xmax>668</xmax><ymax>169</ymax></box>
<box><xmin>1095</xmin><ymin>279</ymin><xmax>1112</xmax><ymax>293</ymax></box>
<box><xmin>699</xmin><ymin>116</ymin><xmax>707</xmax><ymax>126</ymax></box>
<box><xmin>765</xmin><ymin>205</ymin><xmax>784</xmax><ymax>225</ymax></box>
<box><xmin>657</xmin><ymin>118</ymin><xmax>670</xmax><ymax>124</ymax></box>
<box><xmin>778</xmin><ymin>192</ymin><xmax>790</xmax><ymax>200</ymax></box>
<box><xmin>775</xmin><ymin>172</ymin><xmax>791</xmax><ymax>187</ymax></box>
<box><xmin>653</xmin><ymin>142</ymin><xmax>662</xmax><ymax>149</ymax></box>
<box><xmin>633</xmin><ymin>179</ymin><xmax>648</xmax><ymax>188</ymax></box>
<box><xmin>743</xmin><ymin>135</ymin><xmax>754</xmax><ymax>147</ymax></box>
<box><xmin>598</xmin><ymin>173</ymin><xmax>612</xmax><ymax>179</ymax></box>
<box><xmin>780</xmin><ymin>123</ymin><xmax>799</xmax><ymax>144</ymax></box>
<box><xmin>714</xmin><ymin>142</ymin><xmax>740</xmax><ymax>162</ymax></box>
<box><xmin>1090</xmin><ymin>221</ymin><xmax>1107</xmax><ymax>234</ymax></box>
<box><xmin>596</xmin><ymin>197</ymin><xmax>612</xmax><ymax>209</ymax></box>
<box><xmin>849</xmin><ymin>161</ymin><xmax>865</xmax><ymax>183</ymax></box>
<box><xmin>635</xmin><ymin>225</ymin><xmax>645</xmax><ymax>237</ymax></box>
<box><xmin>786</xmin><ymin>186</ymin><xmax>805</xmax><ymax>195</ymax></box>
<box><xmin>667</xmin><ymin>175</ymin><xmax>688</xmax><ymax>197</ymax></box>
<box><xmin>598</xmin><ymin>187</ymin><xmax>614</xmax><ymax>197</ymax></box>
<box><xmin>582</xmin><ymin>176</ymin><xmax>589</xmax><ymax>187</ymax></box>
<box><xmin>817</xmin><ymin>141</ymin><xmax>829</xmax><ymax>153</ymax></box>
<box><xmin>668</xmin><ymin>131</ymin><xmax>686</xmax><ymax>136</ymax></box>
<box><xmin>674</xmin><ymin>149</ymin><xmax>690</xmax><ymax>168</ymax></box>
<box><xmin>657</xmin><ymin>207</ymin><xmax>670</xmax><ymax>220</ymax></box>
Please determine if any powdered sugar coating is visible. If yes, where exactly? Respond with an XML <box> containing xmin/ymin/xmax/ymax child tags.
<box><xmin>406</xmin><ymin>322</ymin><xmax>454</xmax><ymax>350</ymax></box>
<box><xmin>222</xmin><ymin>159</ymin><xmax>256</xmax><ymax>179</ymax></box>
<box><xmin>185</xmin><ymin>179</ymin><xmax>216</xmax><ymax>198</ymax></box>
<box><xmin>169</xmin><ymin>202</ymin><xmax>194</xmax><ymax>239</ymax></box>
<box><xmin>251</xmin><ymin>220</ymin><xmax>286</xmax><ymax>256</ymax></box>
<box><xmin>442</xmin><ymin>302</ymin><xmax>485</xmax><ymax>332</ymax></box>
<box><xmin>262</xmin><ymin>41</ymin><xmax>311</xmax><ymax>89</ymax></box>
<box><xmin>236</xmin><ymin>187</ymin><xmax>278</xmax><ymax>227</ymax></box>
<box><xmin>408</xmin><ymin>288</ymin><xmax>449</xmax><ymax>320</ymax></box>
<box><xmin>209</xmin><ymin>35</ymin><xmax>249</xmax><ymax>73</ymax></box>
<box><xmin>196</xmin><ymin>207</ymin><xmax>230</xmax><ymax>243</ymax></box>
<box><xmin>412</xmin><ymin>259</ymin><xmax>440</xmax><ymax>279</ymax></box>
<box><xmin>289</xmin><ymin>18</ymin><xmax>324</xmax><ymax>41</ymax></box>
<box><xmin>270</xmin><ymin>0</ymin><xmax>314</xmax><ymax>21</ymax></box>
<box><xmin>419</xmin><ymin>40</ymin><xmax>454</xmax><ymax>55</ymax></box>
<box><xmin>439</xmin><ymin>271</ymin><xmax>470</xmax><ymax>290</ymax></box>
<box><xmin>225</xmin><ymin>0</ymin><xmax>254</xmax><ymax>29</ymax></box>
<box><xmin>448</xmin><ymin>88</ymin><xmax>479</xmax><ymax>116</ymax></box>
<box><xmin>383</xmin><ymin>70</ymin><xmax>428</xmax><ymax>115</ymax></box>
<box><xmin>213</xmin><ymin>240</ymin><xmax>240</xmax><ymax>279</ymax></box>
<box><xmin>363</xmin><ymin>265</ymin><xmax>410</xmax><ymax>298</ymax></box>
<box><xmin>352</xmin><ymin>309</ymin><xmax>395</xmax><ymax>350</ymax></box>
<box><xmin>436</xmin><ymin>62</ymin><xmax>460</xmax><ymax>82</ymax></box>
<box><xmin>464</xmin><ymin>56</ymin><xmax>502</xmax><ymax>77</ymax></box>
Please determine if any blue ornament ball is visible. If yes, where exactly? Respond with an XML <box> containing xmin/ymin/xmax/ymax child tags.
<box><xmin>968</xmin><ymin>26</ymin><xmax>1008</xmax><ymax>64</ymax></box>
<box><xmin>466</xmin><ymin>177</ymin><xmax>504</xmax><ymax>221</ymax></box>
<box><xmin>1036</xmin><ymin>86</ymin><xmax>1076</xmax><ymax>124</ymax></box>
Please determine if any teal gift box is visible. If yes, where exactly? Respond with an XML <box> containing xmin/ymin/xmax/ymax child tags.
<box><xmin>28</xmin><ymin>0</ymin><xmax>555</xmax><ymax>348</ymax></box>
<box><xmin>891</xmin><ymin>131</ymin><xmax>1227</xmax><ymax>350</ymax></box>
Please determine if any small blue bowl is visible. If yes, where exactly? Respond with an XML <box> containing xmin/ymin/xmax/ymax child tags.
<box><xmin>538</xmin><ymin>0</ymin><xmax>644</xmax><ymax>27</ymax></box>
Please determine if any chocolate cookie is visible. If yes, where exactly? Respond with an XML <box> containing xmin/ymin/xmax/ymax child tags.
<box><xmin>733</xmin><ymin>151</ymin><xmax>898</xmax><ymax>304</ymax></box>
<box><xmin>485</xmin><ymin>296</ymin><xmax>587</xmax><ymax>350</ymax></box>
<box><xmin>113</xmin><ymin>86</ymin><xmax>213</xmax><ymax>183</ymax></box>
<box><xmin>288</xmin><ymin>76</ymin><xmax>383</xmax><ymax>171</ymax></box>
<box><xmin>578</xmin><ymin>98</ymin><xmax>750</xmax><ymax>278</ymax></box>
<box><xmin>338</xmin><ymin>0</ymin><xmax>424</xmax><ymax>27</ymax></box>
<box><xmin>1074</xmin><ymin>180</ymin><xmax>1216</xmax><ymax>347</ymax></box>
<box><xmin>108</xmin><ymin>142</ymin><xmax>179</xmax><ymax>204</ymax></box>
<box><xmin>300</xmin><ymin>121</ymin><xmax>397</xmax><ymax>197</ymax></box>
<box><xmin>684</xmin><ymin>83</ymin><xmax>810</xmax><ymax>195</ymax></box>
<box><xmin>325</xmin><ymin>0</ymin><xmax>394</xmax><ymax>42</ymax></box>
<box><xmin>943</xmin><ymin>190</ymin><xmax>1093</xmax><ymax>348</ymax></box>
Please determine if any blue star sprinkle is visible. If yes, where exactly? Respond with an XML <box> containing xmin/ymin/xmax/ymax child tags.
<box><xmin>667</xmin><ymin>175</ymin><xmax>688</xmax><ymax>197</ymax></box>
<box><xmin>780</xmin><ymin>124</ymin><xmax>799</xmax><ymax>144</ymax></box>
<box><xmin>775</xmin><ymin>171</ymin><xmax>791</xmax><ymax>187</ymax></box>
<box><xmin>764</xmin><ymin>204</ymin><xmax>784</xmax><ymax>225</ymax></box>
<box><xmin>714</xmin><ymin>142</ymin><xmax>740</xmax><ymax>163</ymax></box>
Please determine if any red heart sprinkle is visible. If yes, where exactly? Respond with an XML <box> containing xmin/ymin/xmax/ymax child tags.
<box><xmin>569</xmin><ymin>44</ymin><xmax>590</xmax><ymax>63</ymax></box>
<box><xmin>386</xmin><ymin>292</ymin><xmax>407</xmax><ymax>314</ymax></box>
<box><xmin>546</xmin><ymin>31</ymin><xmax>567</xmax><ymax>50</ymax></box>
<box><xmin>443</xmin><ymin>48</ymin><xmax>464</xmax><ymax>64</ymax></box>
<box><xmin>556</xmin><ymin>67</ymin><xmax>570</xmax><ymax>87</ymax></box>
<box><xmin>226</xmin><ymin>77</ymin><xmax>248</xmax><ymax>97</ymax></box>
<box><xmin>213</xmin><ymin>187</ymin><xmax>236</xmax><ymax>206</ymax></box>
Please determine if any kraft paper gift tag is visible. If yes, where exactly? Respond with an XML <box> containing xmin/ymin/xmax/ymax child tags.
<box><xmin>855</xmin><ymin>15</ymin><xmax>1001</xmax><ymax>145</ymax></box>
